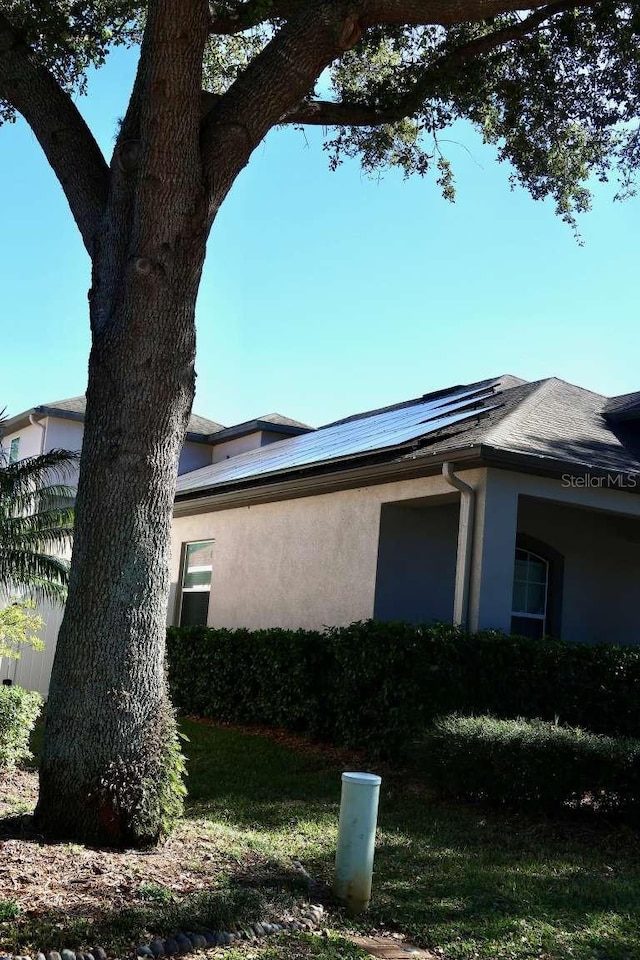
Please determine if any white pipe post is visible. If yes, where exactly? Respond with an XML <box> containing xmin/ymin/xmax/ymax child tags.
<box><xmin>334</xmin><ymin>771</ymin><xmax>382</xmax><ymax>914</ymax></box>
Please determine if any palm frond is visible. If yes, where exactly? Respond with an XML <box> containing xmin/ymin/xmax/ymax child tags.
<box><xmin>0</xmin><ymin>436</ymin><xmax>77</xmax><ymax>603</ymax></box>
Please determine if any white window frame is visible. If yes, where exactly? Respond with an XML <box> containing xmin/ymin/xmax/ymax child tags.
<box><xmin>511</xmin><ymin>547</ymin><xmax>549</xmax><ymax>635</ymax></box>
<box><xmin>8</xmin><ymin>436</ymin><xmax>20</xmax><ymax>464</ymax></box>
<box><xmin>178</xmin><ymin>539</ymin><xmax>214</xmax><ymax>627</ymax></box>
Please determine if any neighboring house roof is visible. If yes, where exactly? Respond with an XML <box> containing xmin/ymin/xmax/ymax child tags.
<box><xmin>2</xmin><ymin>396</ymin><xmax>225</xmax><ymax>439</ymax></box>
<box><xmin>259</xmin><ymin>412</ymin><xmax>313</xmax><ymax>429</ymax></box>
<box><xmin>3</xmin><ymin>397</ymin><xmax>312</xmax><ymax>443</ymax></box>
<box><xmin>175</xmin><ymin>375</ymin><xmax>640</xmax><ymax>501</ymax></box>
<box><xmin>210</xmin><ymin>412</ymin><xmax>313</xmax><ymax>444</ymax></box>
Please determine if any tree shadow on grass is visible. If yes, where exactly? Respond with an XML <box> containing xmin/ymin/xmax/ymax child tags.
<box><xmin>0</xmin><ymin>877</ymin><xmax>270</xmax><ymax>955</ymax></box>
<box><xmin>181</xmin><ymin>721</ymin><xmax>640</xmax><ymax>960</ymax></box>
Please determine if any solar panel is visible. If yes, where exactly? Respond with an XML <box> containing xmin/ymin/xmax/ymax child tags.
<box><xmin>176</xmin><ymin>382</ymin><xmax>499</xmax><ymax>494</ymax></box>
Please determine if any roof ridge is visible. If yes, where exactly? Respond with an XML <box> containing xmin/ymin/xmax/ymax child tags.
<box><xmin>483</xmin><ymin>378</ymin><xmax>554</xmax><ymax>447</ymax></box>
<box><xmin>543</xmin><ymin>376</ymin><xmax>607</xmax><ymax>402</ymax></box>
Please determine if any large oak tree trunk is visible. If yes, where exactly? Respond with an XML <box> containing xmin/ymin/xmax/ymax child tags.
<box><xmin>35</xmin><ymin>214</ymin><xmax>207</xmax><ymax>846</ymax></box>
<box><xmin>34</xmin><ymin>0</ymin><xmax>213</xmax><ymax>847</ymax></box>
<box><xmin>31</xmin><ymin>0</ymin><xmax>349</xmax><ymax>847</ymax></box>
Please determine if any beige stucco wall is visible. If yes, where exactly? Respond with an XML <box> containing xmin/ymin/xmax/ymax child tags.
<box><xmin>1</xmin><ymin>421</ymin><xmax>45</xmax><ymax>461</ymax></box>
<box><xmin>374</xmin><ymin>499</ymin><xmax>459</xmax><ymax>623</ymax></box>
<box><xmin>43</xmin><ymin>417</ymin><xmax>83</xmax><ymax>486</ymax></box>
<box><xmin>211</xmin><ymin>432</ymin><xmax>270</xmax><ymax>463</ymax></box>
<box><xmin>44</xmin><ymin>417</ymin><xmax>83</xmax><ymax>454</ymax></box>
<box><xmin>0</xmin><ymin>416</ymin><xmax>80</xmax><ymax>694</ymax></box>
<box><xmin>179</xmin><ymin>440</ymin><xmax>214</xmax><ymax>475</ymax></box>
<box><xmin>170</xmin><ymin>471</ymin><xmax>466</xmax><ymax>631</ymax></box>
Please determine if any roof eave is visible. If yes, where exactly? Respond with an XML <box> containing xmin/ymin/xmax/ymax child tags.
<box><xmin>207</xmin><ymin>420</ymin><xmax>312</xmax><ymax>444</ymax></box>
<box><xmin>173</xmin><ymin>445</ymin><xmax>485</xmax><ymax>514</ymax></box>
<box><xmin>478</xmin><ymin>443</ymin><xmax>640</xmax><ymax>491</ymax></box>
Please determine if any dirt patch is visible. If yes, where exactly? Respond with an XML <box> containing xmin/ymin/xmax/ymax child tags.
<box><xmin>0</xmin><ymin>767</ymin><xmax>39</xmax><ymax>817</ymax></box>
<box><xmin>0</xmin><ymin>768</ymin><xmax>246</xmax><ymax>927</ymax></box>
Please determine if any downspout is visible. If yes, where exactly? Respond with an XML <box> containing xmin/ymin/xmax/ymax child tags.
<box><xmin>442</xmin><ymin>462</ymin><xmax>475</xmax><ymax>630</ymax></box>
<box><xmin>29</xmin><ymin>414</ymin><xmax>47</xmax><ymax>454</ymax></box>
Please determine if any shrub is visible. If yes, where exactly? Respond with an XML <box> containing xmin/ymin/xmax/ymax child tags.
<box><xmin>417</xmin><ymin>714</ymin><xmax>640</xmax><ymax>814</ymax></box>
<box><xmin>0</xmin><ymin>599</ymin><xmax>45</xmax><ymax>661</ymax></box>
<box><xmin>166</xmin><ymin>620</ymin><xmax>640</xmax><ymax>756</ymax></box>
<box><xmin>166</xmin><ymin>625</ymin><xmax>331</xmax><ymax>737</ymax></box>
<box><xmin>0</xmin><ymin>683</ymin><xmax>42</xmax><ymax>768</ymax></box>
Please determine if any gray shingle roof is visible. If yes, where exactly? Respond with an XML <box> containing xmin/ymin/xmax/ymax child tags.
<box><xmin>257</xmin><ymin>413</ymin><xmax>312</xmax><ymax>429</ymax></box>
<box><xmin>175</xmin><ymin>375</ymin><xmax>640</xmax><ymax>499</ymax></box>
<box><xmin>604</xmin><ymin>391</ymin><xmax>640</xmax><ymax>420</ymax></box>
<box><xmin>14</xmin><ymin>396</ymin><xmax>226</xmax><ymax>437</ymax></box>
<box><xmin>414</xmin><ymin>378</ymin><xmax>640</xmax><ymax>476</ymax></box>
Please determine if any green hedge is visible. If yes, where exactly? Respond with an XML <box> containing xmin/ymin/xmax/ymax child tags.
<box><xmin>0</xmin><ymin>684</ymin><xmax>42</xmax><ymax>768</ymax></box>
<box><xmin>416</xmin><ymin>714</ymin><xmax>640</xmax><ymax>814</ymax></box>
<box><xmin>166</xmin><ymin>621</ymin><xmax>640</xmax><ymax>754</ymax></box>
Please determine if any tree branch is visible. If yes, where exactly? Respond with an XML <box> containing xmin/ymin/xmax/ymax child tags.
<box><xmin>0</xmin><ymin>12</ymin><xmax>109</xmax><ymax>256</ymax></box>
<box><xmin>209</xmin><ymin>0</ymin><xmax>303</xmax><ymax>34</ymax></box>
<box><xmin>133</xmin><ymin>0</ymin><xmax>211</xmax><ymax>250</ymax></box>
<box><xmin>361</xmin><ymin>0</ymin><xmax>592</xmax><ymax>27</ymax></box>
<box><xmin>200</xmin><ymin>1</ymin><xmax>368</xmax><ymax>208</ymax></box>
<box><xmin>283</xmin><ymin>0</ymin><xmax>590</xmax><ymax>127</ymax></box>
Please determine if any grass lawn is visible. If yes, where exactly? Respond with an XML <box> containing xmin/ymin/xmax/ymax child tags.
<box><xmin>2</xmin><ymin>719</ymin><xmax>640</xmax><ymax>960</ymax></box>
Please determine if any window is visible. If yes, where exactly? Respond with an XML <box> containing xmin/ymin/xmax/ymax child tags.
<box><xmin>179</xmin><ymin>540</ymin><xmax>214</xmax><ymax>627</ymax></box>
<box><xmin>511</xmin><ymin>547</ymin><xmax>549</xmax><ymax>640</ymax></box>
<box><xmin>8</xmin><ymin>437</ymin><xmax>20</xmax><ymax>464</ymax></box>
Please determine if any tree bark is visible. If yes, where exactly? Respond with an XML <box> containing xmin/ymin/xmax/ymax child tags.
<box><xmin>35</xmin><ymin>213</ymin><xmax>207</xmax><ymax>844</ymax></box>
<box><xmin>34</xmin><ymin>0</ymin><xmax>212</xmax><ymax>847</ymax></box>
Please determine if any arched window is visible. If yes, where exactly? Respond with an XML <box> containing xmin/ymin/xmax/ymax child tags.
<box><xmin>511</xmin><ymin>548</ymin><xmax>548</xmax><ymax>639</ymax></box>
<box><xmin>510</xmin><ymin>536</ymin><xmax>564</xmax><ymax>639</ymax></box>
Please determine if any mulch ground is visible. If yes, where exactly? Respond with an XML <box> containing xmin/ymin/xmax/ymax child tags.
<box><xmin>0</xmin><ymin>723</ymin><xmax>420</xmax><ymax>959</ymax></box>
<box><xmin>0</xmin><ymin>719</ymin><xmax>412</xmax><ymax>925</ymax></box>
<box><xmin>0</xmin><ymin>767</ymin><xmax>243</xmax><ymax>923</ymax></box>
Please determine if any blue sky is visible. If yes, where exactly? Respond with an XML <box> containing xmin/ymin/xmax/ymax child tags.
<box><xmin>1</xmin><ymin>44</ymin><xmax>639</xmax><ymax>429</ymax></box>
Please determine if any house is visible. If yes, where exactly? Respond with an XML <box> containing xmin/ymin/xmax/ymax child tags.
<box><xmin>5</xmin><ymin>375</ymin><xmax>640</xmax><ymax>694</ymax></box>
<box><xmin>0</xmin><ymin>397</ymin><xmax>311</xmax><ymax>693</ymax></box>
<box><xmin>169</xmin><ymin>375</ymin><xmax>640</xmax><ymax>647</ymax></box>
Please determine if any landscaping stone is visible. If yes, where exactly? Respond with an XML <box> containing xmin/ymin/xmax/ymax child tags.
<box><xmin>24</xmin><ymin>908</ymin><xmax>331</xmax><ymax>960</ymax></box>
